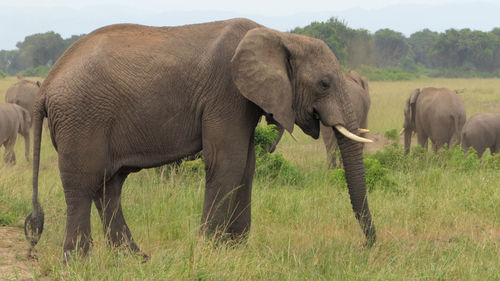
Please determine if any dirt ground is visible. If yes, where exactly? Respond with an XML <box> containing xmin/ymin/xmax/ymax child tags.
<box><xmin>0</xmin><ymin>132</ymin><xmax>410</xmax><ymax>280</ymax></box>
<box><xmin>0</xmin><ymin>226</ymin><xmax>37</xmax><ymax>281</ymax></box>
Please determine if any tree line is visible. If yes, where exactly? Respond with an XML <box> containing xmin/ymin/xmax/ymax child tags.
<box><xmin>0</xmin><ymin>32</ymin><xmax>84</xmax><ymax>77</ymax></box>
<box><xmin>293</xmin><ymin>18</ymin><xmax>500</xmax><ymax>79</ymax></box>
<box><xmin>2</xmin><ymin>18</ymin><xmax>500</xmax><ymax>80</ymax></box>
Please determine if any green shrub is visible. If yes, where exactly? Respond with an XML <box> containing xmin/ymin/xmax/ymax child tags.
<box><xmin>363</xmin><ymin>158</ymin><xmax>397</xmax><ymax>192</ymax></box>
<box><xmin>356</xmin><ymin>64</ymin><xmax>418</xmax><ymax>81</ymax></box>
<box><xmin>255</xmin><ymin>152</ymin><xmax>303</xmax><ymax>185</ymax></box>
<box><xmin>0</xmin><ymin>212</ymin><xmax>16</xmax><ymax>226</ymax></box>
<box><xmin>0</xmin><ymin>69</ymin><xmax>6</xmax><ymax>78</ymax></box>
<box><xmin>328</xmin><ymin>157</ymin><xmax>398</xmax><ymax>193</ymax></box>
<box><xmin>20</xmin><ymin>65</ymin><xmax>51</xmax><ymax>77</ymax></box>
<box><xmin>384</xmin><ymin>128</ymin><xmax>399</xmax><ymax>142</ymax></box>
<box><xmin>482</xmin><ymin>152</ymin><xmax>500</xmax><ymax>170</ymax></box>
<box><xmin>254</xmin><ymin>124</ymin><xmax>303</xmax><ymax>185</ymax></box>
<box><xmin>254</xmin><ymin>124</ymin><xmax>279</xmax><ymax>156</ymax></box>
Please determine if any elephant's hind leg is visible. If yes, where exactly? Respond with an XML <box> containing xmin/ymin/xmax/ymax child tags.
<box><xmin>93</xmin><ymin>171</ymin><xmax>147</xmax><ymax>259</ymax></box>
<box><xmin>60</xmin><ymin>171</ymin><xmax>94</xmax><ymax>262</ymax></box>
<box><xmin>3</xmin><ymin>136</ymin><xmax>17</xmax><ymax>164</ymax></box>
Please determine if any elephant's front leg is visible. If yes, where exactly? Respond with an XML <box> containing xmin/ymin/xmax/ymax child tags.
<box><xmin>201</xmin><ymin>118</ymin><xmax>257</xmax><ymax>240</ymax></box>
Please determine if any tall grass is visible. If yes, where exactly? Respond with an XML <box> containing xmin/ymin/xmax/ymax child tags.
<box><xmin>0</xmin><ymin>77</ymin><xmax>499</xmax><ymax>280</ymax></box>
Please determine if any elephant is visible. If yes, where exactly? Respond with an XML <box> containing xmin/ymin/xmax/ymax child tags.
<box><xmin>5</xmin><ymin>80</ymin><xmax>41</xmax><ymax>161</ymax></box>
<box><xmin>0</xmin><ymin>103</ymin><xmax>31</xmax><ymax>164</ymax></box>
<box><xmin>461</xmin><ymin>112</ymin><xmax>500</xmax><ymax>157</ymax></box>
<box><xmin>402</xmin><ymin>87</ymin><xmax>466</xmax><ymax>154</ymax></box>
<box><xmin>5</xmin><ymin>80</ymin><xmax>41</xmax><ymax>121</ymax></box>
<box><xmin>320</xmin><ymin>70</ymin><xmax>370</xmax><ymax>169</ymax></box>
<box><xmin>24</xmin><ymin>18</ymin><xmax>376</xmax><ymax>261</ymax></box>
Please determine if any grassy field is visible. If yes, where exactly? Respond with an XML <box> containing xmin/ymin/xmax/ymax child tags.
<box><xmin>0</xmin><ymin>77</ymin><xmax>499</xmax><ymax>280</ymax></box>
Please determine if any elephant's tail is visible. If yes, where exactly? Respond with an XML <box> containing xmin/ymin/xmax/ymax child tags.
<box><xmin>24</xmin><ymin>94</ymin><xmax>46</xmax><ymax>253</ymax></box>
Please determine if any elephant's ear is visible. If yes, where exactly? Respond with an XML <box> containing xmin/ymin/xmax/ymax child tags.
<box><xmin>231</xmin><ymin>28</ymin><xmax>295</xmax><ymax>133</ymax></box>
<box><xmin>408</xmin><ymin>88</ymin><xmax>420</xmax><ymax>130</ymax></box>
<box><xmin>348</xmin><ymin>70</ymin><xmax>369</xmax><ymax>91</ymax></box>
<box><xmin>409</xmin><ymin>88</ymin><xmax>420</xmax><ymax>105</ymax></box>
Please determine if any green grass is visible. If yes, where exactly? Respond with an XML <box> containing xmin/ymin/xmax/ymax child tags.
<box><xmin>0</xmin><ymin>77</ymin><xmax>499</xmax><ymax>280</ymax></box>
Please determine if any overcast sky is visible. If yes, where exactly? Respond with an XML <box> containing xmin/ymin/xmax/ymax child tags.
<box><xmin>1</xmin><ymin>0</ymin><xmax>499</xmax><ymax>50</ymax></box>
<box><xmin>3</xmin><ymin>0</ymin><xmax>490</xmax><ymax>14</ymax></box>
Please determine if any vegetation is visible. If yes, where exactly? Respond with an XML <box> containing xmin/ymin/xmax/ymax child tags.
<box><xmin>2</xmin><ymin>18</ymin><xmax>500</xmax><ymax>79</ymax></box>
<box><xmin>292</xmin><ymin>18</ymin><xmax>500</xmax><ymax>80</ymax></box>
<box><xmin>0</xmin><ymin>32</ymin><xmax>84</xmax><ymax>76</ymax></box>
<box><xmin>0</xmin><ymin>77</ymin><xmax>498</xmax><ymax>280</ymax></box>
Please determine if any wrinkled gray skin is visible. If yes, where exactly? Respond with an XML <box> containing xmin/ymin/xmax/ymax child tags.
<box><xmin>320</xmin><ymin>70</ymin><xmax>370</xmax><ymax>169</ymax></box>
<box><xmin>0</xmin><ymin>103</ymin><xmax>31</xmax><ymax>164</ymax></box>
<box><xmin>25</xmin><ymin>19</ymin><xmax>375</xmax><ymax>261</ymax></box>
<box><xmin>461</xmin><ymin>112</ymin><xmax>500</xmax><ymax>157</ymax></box>
<box><xmin>5</xmin><ymin>80</ymin><xmax>41</xmax><ymax>120</ymax></box>
<box><xmin>403</xmin><ymin>87</ymin><xmax>466</xmax><ymax>154</ymax></box>
<box><xmin>5</xmin><ymin>80</ymin><xmax>41</xmax><ymax>161</ymax></box>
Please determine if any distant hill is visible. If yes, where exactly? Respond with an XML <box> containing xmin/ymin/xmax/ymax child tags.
<box><xmin>1</xmin><ymin>2</ymin><xmax>499</xmax><ymax>50</ymax></box>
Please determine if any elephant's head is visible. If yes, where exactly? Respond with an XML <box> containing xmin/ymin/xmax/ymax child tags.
<box><xmin>403</xmin><ymin>88</ymin><xmax>420</xmax><ymax>154</ymax></box>
<box><xmin>231</xmin><ymin>28</ymin><xmax>376</xmax><ymax>246</ymax></box>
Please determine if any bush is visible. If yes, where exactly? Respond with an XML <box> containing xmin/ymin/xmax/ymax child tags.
<box><xmin>356</xmin><ymin>64</ymin><xmax>418</xmax><ymax>81</ymax></box>
<box><xmin>254</xmin><ymin>124</ymin><xmax>279</xmax><ymax>156</ymax></box>
<box><xmin>0</xmin><ymin>212</ymin><xmax>16</xmax><ymax>226</ymax></box>
<box><xmin>363</xmin><ymin>158</ymin><xmax>397</xmax><ymax>192</ymax></box>
<box><xmin>20</xmin><ymin>65</ymin><xmax>51</xmax><ymax>77</ymax></box>
<box><xmin>0</xmin><ymin>69</ymin><xmax>6</xmax><ymax>78</ymax></box>
<box><xmin>254</xmin><ymin>124</ymin><xmax>303</xmax><ymax>185</ymax></box>
<box><xmin>328</xmin><ymin>157</ymin><xmax>399</xmax><ymax>193</ymax></box>
<box><xmin>384</xmin><ymin>128</ymin><xmax>399</xmax><ymax>142</ymax></box>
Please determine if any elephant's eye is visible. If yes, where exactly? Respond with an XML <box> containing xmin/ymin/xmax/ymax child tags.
<box><xmin>319</xmin><ymin>79</ymin><xmax>330</xmax><ymax>90</ymax></box>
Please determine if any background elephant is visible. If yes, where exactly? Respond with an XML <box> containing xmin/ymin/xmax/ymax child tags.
<box><xmin>5</xmin><ymin>79</ymin><xmax>41</xmax><ymax>122</ymax></box>
<box><xmin>402</xmin><ymin>87</ymin><xmax>466</xmax><ymax>154</ymax></box>
<box><xmin>25</xmin><ymin>18</ymin><xmax>375</xmax><ymax>261</ymax></box>
<box><xmin>461</xmin><ymin>112</ymin><xmax>500</xmax><ymax>157</ymax></box>
<box><xmin>0</xmin><ymin>103</ymin><xmax>31</xmax><ymax>164</ymax></box>
<box><xmin>321</xmin><ymin>70</ymin><xmax>370</xmax><ymax>169</ymax></box>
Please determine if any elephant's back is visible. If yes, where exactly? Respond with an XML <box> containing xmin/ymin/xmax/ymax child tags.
<box><xmin>420</xmin><ymin>88</ymin><xmax>465</xmax><ymax>115</ymax></box>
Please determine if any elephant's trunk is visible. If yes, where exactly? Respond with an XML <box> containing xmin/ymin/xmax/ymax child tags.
<box><xmin>332</xmin><ymin>72</ymin><xmax>376</xmax><ymax>247</ymax></box>
<box><xmin>404</xmin><ymin>128</ymin><xmax>412</xmax><ymax>154</ymax></box>
<box><xmin>336</xmin><ymin>129</ymin><xmax>376</xmax><ymax>246</ymax></box>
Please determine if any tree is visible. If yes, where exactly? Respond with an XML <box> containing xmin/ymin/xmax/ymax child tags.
<box><xmin>373</xmin><ymin>29</ymin><xmax>410</xmax><ymax>68</ymax></box>
<box><xmin>16</xmin><ymin>31</ymin><xmax>66</xmax><ymax>67</ymax></box>
<box><xmin>408</xmin><ymin>29</ymin><xmax>439</xmax><ymax>67</ymax></box>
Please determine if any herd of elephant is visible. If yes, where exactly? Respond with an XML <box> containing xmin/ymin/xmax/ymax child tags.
<box><xmin>0</xmin><ymin>18</ymin><xmax>498</xmax><ymax>263</ymax></box>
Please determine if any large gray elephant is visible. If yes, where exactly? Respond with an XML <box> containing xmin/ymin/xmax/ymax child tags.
<box><xmin>0</xmin><ymin>103</ymin><xmax>31</xmax><ymax>164</ymax></box>
<box><xmin>321</xmin><ymin>70</ymin><xmax>370</xmax><ymax>168</ymax></box>
<box><xmin>402</xmin><ymin>87</ymin><xmax>466</xmax><ymax>154</ymax></box>
<box><xmin>461</xmin><ymin>112</ymin><xmax>500</xmax><ymax>157</ymax></box>
<box><xmin>24</xmin><ymin>18</ymin><xmax>376</xmax><ymax>261</ymax></box>
<box><xmin>5</xmin><ymin>80</ymin><xmax>41</xmax><ymax>120</ymax></box>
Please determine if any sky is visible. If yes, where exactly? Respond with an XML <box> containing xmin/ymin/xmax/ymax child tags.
<box><xmin>1</xmin><ymin>0</ymin><xmax>499</xmax><ymax>50</ymax></box>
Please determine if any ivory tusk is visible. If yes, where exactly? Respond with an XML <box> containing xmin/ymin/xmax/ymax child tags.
<box><xmin>334</xmin><ymin>125</ymin><xmax>373</xmax><ymax>143</ymax></box>
<box><xmin>289</xmin><ymin>132</ymin><xmax>298</xmax><ymax>142</ymax></box>
<box><xmin>358</xmin><ymin>128</ymin><xmax>370</xmax><ymax>133</ymax></box>
<box><xmin>399</xmin><ymin>128</ymin><xmax>405</xmax><ymax>135</ymax></box>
